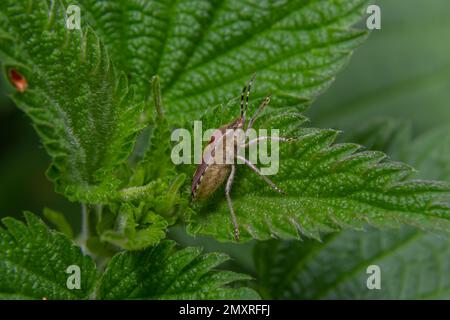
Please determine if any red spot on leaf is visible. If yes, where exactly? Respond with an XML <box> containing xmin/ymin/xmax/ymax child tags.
<box><xmin>8</xmin><ymin>69</ymin><xmax>28</xmax><ymax>93</ymax></box>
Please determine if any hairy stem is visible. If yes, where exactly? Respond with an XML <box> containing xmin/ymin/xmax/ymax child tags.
<box><xmin>79</xmin><ymin>203</ymin><xmax>91</xmax><ymax>255</ymax></box>
<box><xmin>152</xmin><ymin>75</ymin><xmax>164</xmax><ymax>121</ymax></box>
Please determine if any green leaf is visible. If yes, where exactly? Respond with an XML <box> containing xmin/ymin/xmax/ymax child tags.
<box><xmin>100</xmin><ymin>203</ymin><xmax>169</xmax><ymax>251</ymax></box>
<box><xmin>0</xmin><ymin>212</ymin><xmax>97</xmax><ymax>299</ymax></box>
<box><xmin>129</xmin><ymin>76</ymin><xmax>176</xmax><ymax>186</ymax></box>
<box><xmin>78</xmin><ymin>0</ymin><xmax>368</xmax><ymax>124</ymax></box>
<box><xmin>187</xmin><ymin>101</ymin><xmax>450</xmax><ymax>242</ymax></box>
<box><xmin>1</xmin><ymin>0</ymin><xmax>369</xmax><ymax>204</ymax></box>
<box><xmin>0</xmin><ymin>1</ymin><xmax>144</xmax><ymax>202</ymax></box>
<box><xmin>253</xmin><ymin>123</ymin><xmax>450</xmax><ymax>300</ymax></box>
<box><xmin>103</xmin><ymin>173</ymin><xmax>187</xmax><ymax>251</ymax></box>
<box><xmin>347</xmin><ymin>120</ymin><xmax>450</xmax><ymax>182</ymax></box>
<box><xmin>343</xmin><ymin>117</ymin><xmax>412</xmax><ymax>159</ymax></box>
<box><xmin>97</xmin><ymin>240</ymin><xmax>259</xmax><ymax>299</ymax></box>
<box><xmin>254</xmin><ymin>228</ymin><xmax>450</xmax><ymax>299</ymax></box>
<box><xmin>399</xmin><ymin>126</ymin><xmax>450</xmax><ymax>181</ymax></box>
<box><xmin>43</xmin><ymin>207</ymin><xmax>74</xmax><ymax>239</ymax></box>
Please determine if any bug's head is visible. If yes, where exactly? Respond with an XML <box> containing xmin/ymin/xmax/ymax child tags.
<box><xmin>227</xmin><ymin>117</ymin><xmax>245</xmax><ymax>130</ymax></box>
<box><xmin>240</xmin><ymin>73</ymin><xmax>256</xmax><ymax>124</ymax></box>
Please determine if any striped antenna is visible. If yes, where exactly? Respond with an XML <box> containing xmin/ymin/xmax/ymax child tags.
<box><xmin>241</xmin><ymin>73</ymin><xmax>256</xmax><ymax>122</ymax></box>
<box><xmin>240</xmin><ymin>84</ymin><xmax>247</xmax><ymax>119</ymax></box>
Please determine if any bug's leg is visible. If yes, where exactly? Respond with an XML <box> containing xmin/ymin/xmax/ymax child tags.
<box><xmin>242</xmin><ymin>136</ymin><xmax>293</xmax><ymax>148</ymax></box>
<box><xmin>236</xmin><ymin>155</ymin><xmax>285</xmax><ymax>194</ymax></box>
<box><xmin>225</xmin><ymin>164</ymin><xmax>240</xmax><ymax>241</ymax></box>
<box><xmin>247</xmin><ymin>94</ymin><xmax>271</xmax><ymax>131</ymax></box>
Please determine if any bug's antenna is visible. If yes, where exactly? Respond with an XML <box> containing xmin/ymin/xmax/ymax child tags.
<box><xmin>240</xmin><ymin>84</ymin><xmax>247</xmax><ymax>120</ymax></box>
<box><xmin>241</xmin><ymin>73</ymin><xmax>256</xmax><ymax>122</ymax></box>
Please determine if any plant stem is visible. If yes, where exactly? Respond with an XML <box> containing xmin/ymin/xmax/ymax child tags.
<box><xmin>118</xmin><ymin>184</ymin><xmax>154</xmax><ymax>202</ymax></box>
<box><xmin>151</xmin><ymin>75</ymin><xmax>164</xmax><ymax>121</ymax></box>
<box><xmin>80</xmin><ymin>203</ymin><xmax>90</xmax><ymax>254</ymax></box>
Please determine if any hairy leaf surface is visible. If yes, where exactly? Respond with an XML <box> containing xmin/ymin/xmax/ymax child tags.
<box><xmin>78</xmin><ymin>0</ymin><xmax>369</xmax><ymax>123</ymax></box>
<box><xmin>0</xmin><ymin>1</ymin><xmax>143</xmax><ymax>202</ymax></box>
<box><xmin>0</xmin><ymin>212</ymin><xmax>97</xmax><ymax>299</ymax></box>
<box><xmin>186</xmin><ymin>102</ymin><xmax>450</xmax><ymax>241</ymax></box>
<box><xmin>98</xmin><ymin>240</ymin><xmax>259</xmax><ymax>299</ymax></box>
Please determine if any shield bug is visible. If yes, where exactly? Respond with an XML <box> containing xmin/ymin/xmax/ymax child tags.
<box><xmin>8</xmin><ymin>68</ymin><xmax>28</xmax><ymax>93</ymax></box>
<box><xmin>191</xmin><ymin>75</ymin><xmax>291</xmax><ymax>241</ymax></box>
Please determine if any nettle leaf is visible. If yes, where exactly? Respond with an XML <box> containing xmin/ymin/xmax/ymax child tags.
<box><xmin>400</xmin><ymin>126</ymin><xmax>450</xmax><ymax>181</ymax></box>
<box><xmin>186</xmin><ymin>99</ymin><xmax>450</xmax><ymax>241</ymax></box>
<box><xmin>129</xmin><ymin>118</ymin><xmax>174</xmax><ymax>185</ymax></box>
<box><xmin>0</xmin><ymin>212</ymin><xmax>97</xmax><ymax>299</ymax></box>
<box><xmin>253</xmin><ymin>122</ymin><xmax>450</xmax><ymax>300</ymax></box>
<box><xmin>98</xmin><ymin>240</ymin><xmax>259</xmax><ymax>299</ymax></box>
<box><xmin>344</xmin><ymin>117</ymin><xmax>412</xmax><ymax>159</ymax></box>
<box><xmin>101</xmin><ymin>76</ymin><xmax>189</xmax><ymax>250</ymax></box>
<box><xmin>348</xmin><ymin>120</ymin><xmax>450</xmax><ymax>182</ymax></box>
<box><xmin>78</xmin><ymin>0</ymin><xmax>368</xmax><ymax>123</ymax></box>
<box><xmin>129</xmin><ymin>76</ymin><xmax>176</xmax><ymax>186</ymax></box>
<box><xmin>254</xmin><ymin>228</ymin><xmax>450</xmax><ymax>299</ymax></box>
<box><xmin>43</xmin><ymin>207</ymin><xmax>74</xmax><ymax>239</ymax></box>
<box><xmin>0</xmin><ymin>1</ymin><xmax>143</xmax><ymax>202</ymax></box>
<box><xmin>94</xmin><ymin>172</ymin><xmax>187</xmax><ymax>252</ymax></box>
<box><xmin>100</xmin><ymin>203</ymin><xmax>169</xmax><ymax>251</ymax></box>
<box><xmin>1</xmin><ymin>0</ymin><xmax>369</xmax><ymax>204</ymax></box>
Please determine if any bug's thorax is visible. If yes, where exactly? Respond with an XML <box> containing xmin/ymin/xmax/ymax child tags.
<box><xmin>210</xmin><ymin>116</ymin><xmax>245</xmax><ymax>162</ymax></box>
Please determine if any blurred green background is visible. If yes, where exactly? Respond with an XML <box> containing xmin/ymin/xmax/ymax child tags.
<box><xmin>309</xmin><ymin>0</ymin><xmax>450</xmax><ymax>136</ymax></box>
<box><xmin>0</xmin><ymin>0</ymin><xmax>449</xmax><ymax>273</ymax></box>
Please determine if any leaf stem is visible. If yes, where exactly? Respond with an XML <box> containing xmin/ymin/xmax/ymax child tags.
<box><xmin>151</xmin><ymin>75</ymin><xmax>164</xmax><ymax>121</ymax></box>
<box><xmin>166</xmin><ymin>173</ymin><xmax>186</xmax><ymax>205</ymax></box>
<box><xmin>80</xmin><ymin>203</ymin><xmax>90</xmax><ymax>254</ymax></box>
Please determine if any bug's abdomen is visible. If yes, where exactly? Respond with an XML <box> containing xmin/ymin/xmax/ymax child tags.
<box><xmin>192</xmin><ymin>164</ymin><xmax>231</xmax><ymax>200</ymax></box>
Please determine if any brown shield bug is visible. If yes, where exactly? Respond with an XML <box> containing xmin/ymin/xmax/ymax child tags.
<box><xmin>191</xmin><ymin>75</ymin><xmax>291</xmax><ymax>241</ymax></box>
